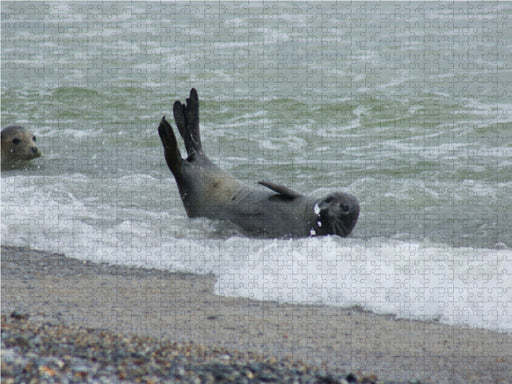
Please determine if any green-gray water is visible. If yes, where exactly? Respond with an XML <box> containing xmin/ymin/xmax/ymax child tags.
<box><xmin>2</xmin><ymin>2</ymin><xmax>511</xmax><ymax>332</ymax></box>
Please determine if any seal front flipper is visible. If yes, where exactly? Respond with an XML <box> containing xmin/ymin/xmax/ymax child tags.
<box><xmin>158</xmin><ymin>116</ymin><xmax>183</xmax><ymax>179</ymax></box>
<box><xmin>258</xmin><ymin>180</ymin><xmax>302</xmax><ymax>199</ymax></box>
<box><xmin>173</xmin><ymin>88</ymin><xmax>203</xmax><ymax>156</ymax></box>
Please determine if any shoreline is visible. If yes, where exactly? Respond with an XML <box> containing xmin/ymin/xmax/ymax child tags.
<box><xmin>2</xmin><ymin>245</ymin><xmax>511</xmax><ymax>383</ymax></box>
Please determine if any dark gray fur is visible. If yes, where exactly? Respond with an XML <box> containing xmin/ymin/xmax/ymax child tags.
<box><xmin>158</xmin><ymin>89</ymin><xmax>359</xmax><ymax>238</ymax></box>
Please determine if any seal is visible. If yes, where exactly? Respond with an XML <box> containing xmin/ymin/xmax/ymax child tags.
<box><xmin>158</xmin><ymin>89</ymin><xmax>359</xmax><ymax>238</ymax></box>
<box><xmin>1</xmin><ymin>125</ymin><xmax>42</xmax><ymax>169</ymax></box>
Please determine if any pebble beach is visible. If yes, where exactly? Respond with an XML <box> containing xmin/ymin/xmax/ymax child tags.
<box><xmin>2</xmin><ymin>246</ymin><xmax>511</xmax><ymax>384</ymax></box>
<box><xmin>2</xmin><ymin>313</ymin><xmax>364</xmax><ymax>384</ymax></box>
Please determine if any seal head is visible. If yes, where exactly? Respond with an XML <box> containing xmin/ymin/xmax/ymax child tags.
<box><xmin>310</xmin><ymin>193</ymin><xmax>360</xmax><ymax>237</ymax></box>
<box><xmin>1</xmin><ymin>125</ymin><xmax>41</xmax><ymax>168</ymax></box>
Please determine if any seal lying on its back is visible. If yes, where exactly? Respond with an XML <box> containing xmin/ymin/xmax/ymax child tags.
<box><xmin>1</xmin><ymin>125</ymin><xmax>42</xmax><ymax>169</ymax></box>
<box><xmin>158</xmin><ymin>89</ymin><xmax>359</xmax><ymax>238</ymax></box>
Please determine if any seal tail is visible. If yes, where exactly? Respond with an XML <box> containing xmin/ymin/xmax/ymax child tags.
<box><xmin>158</xmin><ymin>116</ymin><xmax>183</xmax><ymax>179</ymax></box>
<box><xmin>173</xmin><ymin>88</ymin><xmax>203</xmax><ymax>156</ymax></box>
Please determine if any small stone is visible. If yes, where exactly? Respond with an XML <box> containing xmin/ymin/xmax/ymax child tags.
<box><xmin>361</xmin><ymin>376</ymin><xmax>378</xmax><ymax>384</ymax></box>
<box><xmin>317</xmin><ymin>372</ymin><xmax>341</xmax><ymax>384</ymax></box>
<box><xmin>74</xmin><ymin>370</ymin><xmax>88</xmax><ymax>378</ymax></box>
<box><xmin>50</xmin><ymin>357</ymin><xmax>65</xmax><ymax>370</ymax></box>
<box><xmin>10</xmin><ymin>311</ymin><xmax>29</xmax><ymax>321</ymax></box>
<box><xmin>39</xmin><ymin>365</ymin><xmax>56</xmax><ymax>377</ymax></box>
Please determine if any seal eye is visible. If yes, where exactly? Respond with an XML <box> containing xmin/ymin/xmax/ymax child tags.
<box><xmin>12</xmin><ymin>138</ymin><xmax>20</xmax><ymax>145</ymax></box>
<box><xmin>33</xmin><ymin>136</ymin><xmax>36</xmax><ymax>142</ymax></box>
<box><xmin>340</xmin><ymin>204</ymin><xmax>350</xmax><ymax>213</ymax></box>
<box><xmin>324</xmin><ymin>196</ymin><xmax>334</xmax><ymax>204</ymax></box>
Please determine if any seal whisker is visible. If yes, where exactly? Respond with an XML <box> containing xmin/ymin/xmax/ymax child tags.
<box><xmin>334</xmin><ymin>217</ymin><xmax>348</xmax><ymax>237</ymax></box>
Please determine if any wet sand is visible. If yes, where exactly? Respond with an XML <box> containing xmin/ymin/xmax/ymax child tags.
<box><xmin>2</xmin><ymin>245</ymin><xmax>511</xmax><ymax>383</ymax></box>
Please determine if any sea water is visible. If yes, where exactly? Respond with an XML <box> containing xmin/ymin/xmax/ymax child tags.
<box><xmin>2</xmin><ymin>2</ymin><xmax>511</xmax><ymax>333</ymax></box>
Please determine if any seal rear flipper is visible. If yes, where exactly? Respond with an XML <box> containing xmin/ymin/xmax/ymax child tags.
<box><xmin>158</xmin><ymin>116</ymin><xmax>183</xmax><ymax>179</ymax></box>
<box><xmin>258</xmin><ymin>180</ymin><xmax>302</xmax><ymax>199</ymax></box>
<box><xmin>173</xmin><ymin>88</ymin><xmax>203</xmax><ymax>156</ymax></box>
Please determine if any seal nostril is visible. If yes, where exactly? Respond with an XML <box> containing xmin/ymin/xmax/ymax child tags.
<box><xmin>31</xmin><ymin>147</ymin><xmax>38</xmax><ymax>153</ymax></box>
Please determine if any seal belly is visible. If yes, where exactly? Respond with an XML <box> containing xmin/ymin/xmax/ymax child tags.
<box><xmin>179</xmin><ymin>158</ymin><xmax>246</xmax><ymax>219</ymax></box>
<box><xmin>222</xmin><ymin>189</ymin><xmax>313</xmax><ymax>237</ymax></box>
<box><xmin>181</xmin><ymin>161</ymin><xmax>309</xmax><ymax>237</ymax></box>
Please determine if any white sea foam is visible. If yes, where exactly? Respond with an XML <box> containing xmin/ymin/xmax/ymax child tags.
<box><xmin>214</xmin><ymin>238</ymin><xmax>512</xmax><ymax>333</ymax></box>
<box><xmin>2</xmin><ymin>175</ymin><xmax>511</xmax><ymax>334</ymax></box>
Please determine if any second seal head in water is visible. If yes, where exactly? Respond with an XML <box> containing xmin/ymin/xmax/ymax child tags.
<box><xmin>158</xmin><ymin>88</ymin><xmax>359</xmax><ymax>238</ymax></box>
<box><xmin>1</xmin><ymin>125</ymin><xmax>42</xmax><ymax>169</ymax></box>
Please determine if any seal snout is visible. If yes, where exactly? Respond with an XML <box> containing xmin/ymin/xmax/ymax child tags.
<box><xmin>31</xmin><ymin>145</ymin><xmax>41</xmax><ymax>156</ymax></box>
<box><xmin>315</xmin><ymin>193</ymin><xmax>360</xmax><ymax>237</ymax></box>
<box><xmin>344</xmin><ymin>197</ymin><xmax>360</xmax><ymax>230</ymax></box>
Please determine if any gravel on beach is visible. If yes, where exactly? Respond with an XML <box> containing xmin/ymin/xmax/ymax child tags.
<box><xmin>2</xmin><ymin>313</ymin><xmax>378</xmax><ymax>384</ymax></box>
<box><xmin>2</xmin><ymin>246</ymin><xmax>511</xmax><ymax>384</ymax></box>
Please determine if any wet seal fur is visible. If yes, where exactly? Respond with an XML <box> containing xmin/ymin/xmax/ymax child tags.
<box><xmin>158</xmin><ymin>89</ymin><xmax>359</xmax><ymax>238</ymax></box>
<box><xmin>1</xmin><ymin>126</ymin><xmax>42</xmax><ymax>169</ymax></box>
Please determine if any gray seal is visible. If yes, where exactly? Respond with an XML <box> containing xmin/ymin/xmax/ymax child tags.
<box><xmin>1</xmin><ymin>126</ymin><xmax>42</xmax><ymax>169</ymax></box>
<box><xmin>158</xmin><ymin>89</ymin><xmax>359</xmax><ymax>238</ymax></box>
